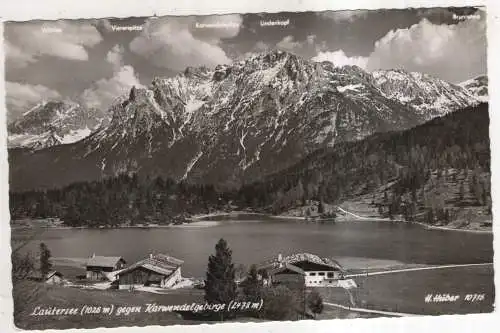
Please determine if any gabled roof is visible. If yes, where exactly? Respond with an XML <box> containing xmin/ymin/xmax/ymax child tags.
<box><xmin>259</xmin><ymin>253</ymin><xmax>345</xmax><ymax>272</ymax></box>
<box><xmin>46</xmin><ymin>271</ymin><xmax>63</xmax><ymax>279</ymax></box>
<box><xmin>118</xmin><ymin>253</ymin><xmax>183</xmax><ymax>277</ymax></box>
<box><xmin>86</xmin><ymin>256</ymin><xmax>126</xmax><ymax>268</ymax></box>
<box><xmin>29</xmin><ymin>270</ymin><xmax>63</xmax><ymax>280</ymax></box>
<box><xmin>268</xmin><ymin>263</ymin><xmax>305</xmax><ymax>276</ymax></box>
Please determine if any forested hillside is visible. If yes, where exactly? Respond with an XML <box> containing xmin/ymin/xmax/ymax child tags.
<box><xmin>236</xmin><ymin>103</ymin><xmax>491</xmax><ymax>224</ymax></box>
<box><xmin>9</xmin><ymin>175</ymin><xmax>229</xmax><ymax>226</ymax></box>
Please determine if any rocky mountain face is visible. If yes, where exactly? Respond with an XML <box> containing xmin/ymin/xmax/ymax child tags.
<box><xmin>371</xmin><ymin>69</ymin><xmax>479</xmax><ymax>119</ymax></box>
<box><xmin>7</xmin><ymin>100</ymin><xmax>108</xmax><ymax>150</ymax></box>
<box><xmin>8</xmin><ymin>51</ymin><xmax>483</xmax><ymax>191</ymax></box>
<box><xmin>459</xmin><ymin>75</ymin><xmax>488</xmax><ymax>102</ymax></box>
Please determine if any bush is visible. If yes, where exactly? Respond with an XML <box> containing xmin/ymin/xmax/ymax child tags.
<box><xmin>307</xmin><ymin>290</ymin><xmax>324</xmax><ymax>318</ymax></box>
<box><xmin>260</xmin><ymin>285</ymin><xmax>298</xmax><ymax>321</ymax></box>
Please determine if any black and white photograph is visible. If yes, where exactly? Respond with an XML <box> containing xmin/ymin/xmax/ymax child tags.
<box><xmin>4</xmin><ymin>5</ymin><xmax>494</xmax><ymax>330</ymax></box>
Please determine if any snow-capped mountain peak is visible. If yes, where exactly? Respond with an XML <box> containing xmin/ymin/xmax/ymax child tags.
<box><xmin>371</xmin><ymin>69</ymin><xmax>480</xmax><ymax>119</ymax></box>
<box><xmin>8</xmin><ymin>99</ymin><xmax>108</xmax><ymax>150</ymax></box>
<box><xmin>459</xmin><ymin>75</ymin><xmax>488</xmax><ymax>102</ymax></box>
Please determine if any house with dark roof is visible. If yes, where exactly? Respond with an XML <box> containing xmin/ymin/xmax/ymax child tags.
<box><xmin>29</xmin><ymin>270</ymin><xmax>64</xmax><ymax>284</ymax></box>
<box><xmin>86</xmin><ymin>254</ymin><xmax>126</xmax><ymax>281</ymax></box>
<box><xmin>259</xmin><ymin>253</ymin><xmax>346</xmax><ymax>287</ymax></box>
<box><xmin>266</xmin><ymin>263</ymin><xmax>306</xmax><ymax>287</ymax></box>
<box><xmin>116</xmin><ymin>253</ymin><xmax>183</xmax><ymax>290</ymax></box>
<box><xmin>45</xmin><ymin>271</ymin><xmax>64</xmax><ymax>284</ymax></box>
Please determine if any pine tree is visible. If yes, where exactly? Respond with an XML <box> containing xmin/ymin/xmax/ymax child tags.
<box><xmin>204</xmin><ymin>238</ymin><xmax>237</xmax><ymax>321</ymax></box>
<box><xmin>444</xmin><ymin>209</ymin><xmax>451</xmax><ymax>224</ymax></box>
<box><xmin>378</xmin><ymin>205</ymin><xmax>384</xmax><ymax>217</ymax></box>
<box><xmin>318</xmin><ymin>200</ymin><xmax>324</xmax><ymax>215</ymax></box>
<box><xmin>258</xmin><ymin>268</ymin><xmax>269</xmax><ymax>282</ymax></box>
<box><xmin>459</xmin><ymin>181</ymin><xmax>465</xmax><ymax>201</ymax></box>
<box><xmin>388</xmin><ymin>205</ymin><xmax>394</xmax><ymax>220</ymax></box>
<box><xmin>243</xmin><ymin>264</ymin><xmax>261</xmax><ymax>302</ymax></box>
<box><xmin>39</xmin><ymin>243</ymin><xmax>52</xmax><ymax>278</ymax></box>
<box><xmin>426</xmin><ymin>209</ymin><xmax>435</xmax><ymax>225</ymax></box>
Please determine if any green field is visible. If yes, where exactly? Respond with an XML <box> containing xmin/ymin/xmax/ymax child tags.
<box><xmin>13</xmin><ymin>263</ymin><xmax>493</xmax><ymax>329</ymax></box>
<box><xmin>14</xmin><ymin>282</ymin><xmax>206</xmax><ymax>330</ymax></box>
<box><xmin>351</xmin><ymin>265</ymin><xmax>494</xmax><ymax>315</ymax></box>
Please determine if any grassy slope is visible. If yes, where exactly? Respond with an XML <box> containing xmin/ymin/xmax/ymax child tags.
<box><xmin>14</xmin><ymin>264</ymin><xmax>494</xmax><ymax>328</ymax></box>
<box><xmin>351</xmin><ymin>265</ymin><xmax>494</xmax><ymax>315</ymax></box>
<box><xmin>14</xmin><ymin>283</ymin><xmax>205</xmax><ymax>330</ymax></box>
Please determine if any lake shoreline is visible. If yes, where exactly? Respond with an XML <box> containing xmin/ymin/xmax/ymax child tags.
<box><xmin>10</xmin><ymin>210</ymin><xmax>492</xmax><ymax>234</ymax></box>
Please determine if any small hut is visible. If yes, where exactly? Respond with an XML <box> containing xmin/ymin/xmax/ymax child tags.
<box><xmin>86</xmin><ymin>254</ymin><xmax>126</xmax><ymax>281</ymax></box>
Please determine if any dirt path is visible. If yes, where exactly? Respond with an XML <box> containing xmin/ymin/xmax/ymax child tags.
<box><xmin>336</xmin><ymin>206</ymin><xmax>400</xmax><ymax>222</ymax></box>
<box><xmin>337</xmin><ymin>206</ymin><xmax>492</xmax><ymax>233</ymax></box>
<box><xmin>323</xmin><ymin>301</ymin><xmax>421</xmax><ymax>317</ymax></box>
<box><xmin>344</xmin><ymin>262</ymin><xmax>493</xmax><ymax>278</ymax></box>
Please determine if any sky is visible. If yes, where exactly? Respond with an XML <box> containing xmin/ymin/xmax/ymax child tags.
<box><xmin>4</xmin><ymin>6</ymin><xmax>487</xmax><ymax>122</ymax></box>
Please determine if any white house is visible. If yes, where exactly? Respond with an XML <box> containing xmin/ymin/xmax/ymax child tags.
<box><xmin>259</xmin><ymin>253</ymin><xmax>346</xmax><ymax>287</ymax></box>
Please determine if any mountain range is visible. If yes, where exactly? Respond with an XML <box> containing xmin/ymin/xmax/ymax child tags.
<box><xmin>8</xmin><ymin>50</ymin><xmax>488</xmax><ymax>191</ymax></box>
<box><xmin>7</xmin><ymin>101</ymin><xmax>108</xmax><ymax>150</ymax></box>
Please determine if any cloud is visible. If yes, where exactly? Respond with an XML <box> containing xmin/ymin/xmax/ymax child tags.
<box><xmin>276</xmin><ymin>36</ymin><xmax>302</xmax><ymax>52</ymax></box>
<box><xmin>81</xmin><ymin>45</ymin><xmax>143</xmax><ymax>110</ymax></box>
<box><xmin>6</xmin><ymin>82</ymin><xmax>61</xmax><ymax>121</ymax></box>
<box><xmin>130</xmin><ymin>15</ymin><xmax>242</xmax><ymax>71</ymax></box>
<box><xmin>366</xmin><ymin>17</ymin><xmax>486</xmax><ymax>82</ymax></box>
<box><xmin>239</xmin><ymin>41</ymin><xmax>271</xmax><ymax>60</ymax></box>
<box><xmin>320</xmin><ymin>10</ymin><xmax>369</xmax><ymax>23</ymax></box>
<box><xmin>106</xmin><ymin>44</ymin><xmax>125</xmax><ymax>70</ymax></box>
<box><xmin>5</xmin><ymin>21</ymin><xmax>102</xmax><ymax>68</ymax></box>
<box><xmin>312</xmin><ymin>50</ymin><xmax>368</xmax><ymax>69</ymax></box>
<box><xmin>81</xmin><ymin>66</ymin><xmax>144</xmax><ymax>110</ymax></box>
<box><xmin>254</xmin><ymin>41</ymin><xmax>269</xmax><ymax>51</ymax></box>
<box><xmin>5</xmin><ymin>41</ymin><xmax>35</xmax><ymax>69</ymax></box>
<box><xmin>306</xmin><ymin>35</ymin><xmax>316</xmax><ymax>45</ymax></box>
<box><xmin>274</xmin><ymin>35</ymin><xmax>319</xmax><ymax>58</ymax></box>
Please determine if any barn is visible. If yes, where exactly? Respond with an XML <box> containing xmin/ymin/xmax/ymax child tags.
<box><xmin>117</xmin><ymin>253</ymin><xmax>183</xmax><ymax>290</ymax></box>
<box><xmin>29</xmin><ymin>270</ymin><xmax>64</xmax><ymax>284</ymax></box>
<box><xmin>86</xmin><ymin>255</ymin><xmax>127</xmax><ymax>281</ymax></box>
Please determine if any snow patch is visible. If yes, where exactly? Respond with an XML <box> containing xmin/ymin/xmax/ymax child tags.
<box><xmin>336</xmin><ymin>83</ymin><xmax>363</xmax><ymax>93</ymax></box>
<box><xmin>239</xmin><ymin>131</ymin><xmax>248</xmax><ymax>152</ymax></box>
<box><xmin>59</xmin><ymin>127</ymin><xmax>92</xmax><ymax>144</ymax></box>
<box><xmin>181</xmin><ymin>99</ymin><xmax>204</xmax><ymax>133</ymax></box>
<box><xmin>22</xmin><ymin>101</ymin><xmax>46</xmax><ymax>116</ymax></box>
<box><xmin>181</xmin><ymin>151</ymin><xmax>203</xmax><ymax>180</ymax></box>
<box><xmin>252</xmin><ymin>58</ymin><xmax>286</xmax><ymax>85</ymax></box>
<box><xmin>315</xmin><ymin>113</ymin><xmax>337</xmax><ymax>145</ymax></box>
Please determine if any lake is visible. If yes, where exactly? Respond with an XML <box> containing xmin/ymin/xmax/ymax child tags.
<box><xmin>14</xmin><ymin>218</ymin><xmax>494</xmax><ymax>277</ymax></box>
